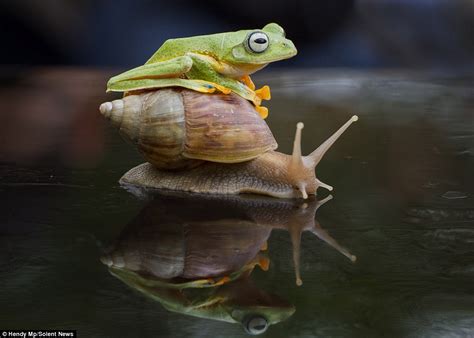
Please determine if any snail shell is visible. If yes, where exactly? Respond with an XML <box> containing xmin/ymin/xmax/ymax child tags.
<box><xmin>100</xmin><ymin>89</ymin><xmax>277</xmax><ymax>169</ymax></box>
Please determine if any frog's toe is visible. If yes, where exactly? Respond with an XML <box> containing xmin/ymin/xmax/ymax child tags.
<box><xmin>213</xmin><ymin>276</ymin><xmax>231</xmax><ymax>286</ymax></box>
<box><xmin>258</xmin><ymin>256</ymin><xmax>270</xmax><ymax>271</ymax></box>
<box><xmin>255</xmin><ymin>105</ymin><xmax>269</xmax><ymax>119</ymax></box>
<box><xmin>240</xmin><ymin>75</ymin><xmax>256</xmax><ymax>90</ymax></box>
<box><xmin>255</xmin><ymin>85</ymin><xmax>271</xmax><ymax>100</ymax></box>
<box><xmin>213</xmin><ymin>84</ymin><xmax>232</xmax><ymax>94</ymax></box>
<box><xmin>192</xmin><ymin>278</ymin><xmax>215</xmax><ymax>286</ymax></box>
<box><xmin>197</xmin><ymin>84</ymin><xmax>217</xmax><ymax>93</ymax></box>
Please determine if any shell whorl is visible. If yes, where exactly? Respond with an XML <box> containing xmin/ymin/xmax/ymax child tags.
<box><xmin>100</xmin><ymin>95</ymin><xmax>142</xmax><ymax>142</ymax></box>
<box><xmin>100</xmin><ymin>90</ymin><xmax>199</xmax><ymax>169</ymax></box>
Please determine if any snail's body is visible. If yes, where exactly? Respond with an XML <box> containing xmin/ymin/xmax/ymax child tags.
<box><xmin>121</xmin><ymin>152</ymin><xmax>304</xmax><ymax>198</ymax></box>
<box><xmin>100</xmin><ymin>88</ymin><xmax>357</xmax><ymax>199</ymax></box>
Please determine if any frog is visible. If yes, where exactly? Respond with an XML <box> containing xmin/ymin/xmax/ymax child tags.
<box><xmin>106</xmin><ymin>23</ymin><xmax>297</xmax><ymax>119</ymax></box>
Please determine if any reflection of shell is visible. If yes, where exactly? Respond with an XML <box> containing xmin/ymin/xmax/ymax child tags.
<box><xmin>102</xmin><ymin>196</ymin><xmax>271</xmax><ymax>280</ymax></box>
<box><xmin>100</xmin><ymin>89</ymin><xmax>278</xmax><ymax>169</ymax></box>
<box><xmin>183</xmin><ymin>222</ymin><xmax>270</xmax><ymax>278</ymax></box>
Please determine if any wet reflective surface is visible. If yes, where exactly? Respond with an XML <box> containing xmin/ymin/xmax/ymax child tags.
<box><xmin>1</xmin><ymin>68</ymin><xmax>473</xmax><ymax>337</ymax></box>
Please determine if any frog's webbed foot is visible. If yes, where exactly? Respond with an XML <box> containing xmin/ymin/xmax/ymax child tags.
<box><xmin>240</xmin><ymin>75</ymin><xmax>256</xmax><ymax>90</ymax></box>
<box><xmin>211</xmin><ymin>276</ymin><xmax>232</xmax><ymax>286</ymax></box>
<box><xmin>255</xmin><ymin>85</ymin><xmax>271</xmax><ymax>101</ymax></box>
<box><xmin>252</xmin><ymin>85</ymin><xmax>271</xmax><ymax>119</ymax></box>
<box><xmin>255</xmin><ymin>106</ymin><xmax>269</xmax><ymax>119</ymax></box>
<box><xmin>198</xmin><ymin>79</ymin><xmax>270</xmax><ymax>119</ymax></box>
<box><xmin>257</xmin><ymin>255</ymin><xmax>270</xmax><ymax>271</ymax></box>
<box><xmin>245</xmin><ymin>252</ymin><xmax>270</xmax><ymax>272</ymax></box>
<box><xmin>191</xmin><ymin>80</ymin><xmax>232</xmax><ymax>94</ymax></box>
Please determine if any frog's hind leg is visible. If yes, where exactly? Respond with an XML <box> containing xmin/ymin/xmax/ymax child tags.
<box><xmin>107</xmin><ymin>78</ymin><xmax>229</xmax><ymax>95</ymax></box>
<box><xmin>107</xmin><ymin>55</ymin><xmax>193</xmax><ymax>91</ymax></box>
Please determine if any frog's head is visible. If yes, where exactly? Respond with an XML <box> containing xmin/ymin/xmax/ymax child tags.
<box><xmin>228</xmin><ymin>303</ymin><xmax>296</xmax><ymax>335</ymax></box>
<box><xmin>224</xmin><ymin>23</ymin><xmax>297</xmax><ymax>66</ymax></box>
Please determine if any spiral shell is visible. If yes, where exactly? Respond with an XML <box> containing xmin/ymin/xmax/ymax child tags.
<box><xmin>100</xmin><ymin>89</ymin><xmax>278</xmax><ymax>169</ymax></box>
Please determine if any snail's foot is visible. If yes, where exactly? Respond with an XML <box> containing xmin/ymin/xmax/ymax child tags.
<box><xmin>255</xmin><ymin>85</ymin><xmax>271</xmax><ymax>100</ymax></box>
<box><xmin>240</xmin><ymin>75</ymin><xmax>256</xmax><ymax>90</ymax></box>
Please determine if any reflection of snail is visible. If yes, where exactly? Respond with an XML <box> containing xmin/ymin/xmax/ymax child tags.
<box><xmin>100</xmin><ymin>89</ymin><xmax>357</xmax><ymax>198</ymax></box>
<box><xmin>101</xmin><ymin>193</ymin><xmax>356</xmax><ymax>334</ymax></box>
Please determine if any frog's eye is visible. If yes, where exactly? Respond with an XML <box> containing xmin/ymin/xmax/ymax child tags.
<box><xmin>247</xmin><ymin>32</ymin><xmax>269</xmax><ymax>53</ymax></box>
<box><xmin>243</xmin><ymin>315</ymin><xmax>268</xmax><ymax>335</ymax></box>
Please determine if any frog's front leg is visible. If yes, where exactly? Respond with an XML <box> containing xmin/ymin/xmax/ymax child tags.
<box><xmin>186</xmin><ymin>53</ymin><xmax>261</xmax><ymax>105</ymax></box>
<box><xmin>187</xmin><ymin>53</ymin><xmax>272</xmax><ymax>118</ymax></box>
<box><xmin>238</xmin><ymin>76</ymin><xmax>271</xmax><ymax>101</ymax></box>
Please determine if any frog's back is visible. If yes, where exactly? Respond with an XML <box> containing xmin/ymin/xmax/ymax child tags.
<box><xmin>145</xmin><ymin>31</ymin><xmax>243</xmax><ymax>64</ymax></box>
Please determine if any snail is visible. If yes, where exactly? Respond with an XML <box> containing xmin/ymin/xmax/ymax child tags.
<box><xmin>100</xmin><ymin>88</ymin><xmax>358</xmax><ymax>198</ymax></box>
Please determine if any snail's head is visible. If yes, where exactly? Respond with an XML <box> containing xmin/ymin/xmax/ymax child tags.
<box><xmin>286</xmin><ymin>116</ymin><xmax>358</xmax><ymax>199</ymax></box>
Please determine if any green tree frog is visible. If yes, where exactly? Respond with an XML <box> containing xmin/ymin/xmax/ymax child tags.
<box><xmin>106</xmin><ymin>23</ymin><xmax>297</xmax><ymax>118</ymax></box>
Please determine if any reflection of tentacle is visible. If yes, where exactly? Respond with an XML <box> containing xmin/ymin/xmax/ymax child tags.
<box><xmin>314</xmin><ymin>194</ymin><xmax>333</xmax><ymax>211</ymax></box>
<box><xmin>289</xmin><ymin>225</ymin><xmax>303</xmax><ymax>286</ymax></box>
<box><xmin>310</xmin><ymin>221</ymin><xmax>357</xmax><ymax>262</ymax></box>
<box><xmin>286</xmin><ymin>195</ymin><xmax>355</xmax><ymax>286</ymax></box>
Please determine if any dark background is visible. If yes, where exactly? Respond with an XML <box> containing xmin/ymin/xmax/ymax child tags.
<box><xmin>1</xmin><ymin>0</ymin><xmax>474</xmax><ymax>69</ymax></box>
<box><xmin>1</xmin><ymin>2</ymin><xmax>474</xmax><ymax>336</ymax></box>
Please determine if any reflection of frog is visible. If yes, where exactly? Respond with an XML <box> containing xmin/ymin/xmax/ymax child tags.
<box><xmin>106</xmin><ymin>23</ymin><xmax>297</xmax><ymax>118</ymax></box>
<box><xmin>101</xmin><ymin>193</ymin><xmax>355</xmax><ymax>334</ymax></box>
<box><xmin>109</xmin><ymin>267</ymin><xmax>291</xmax><ymax>335</ymax></box>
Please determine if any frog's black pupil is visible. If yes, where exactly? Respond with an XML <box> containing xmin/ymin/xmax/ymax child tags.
<box><xmin>254</xmin><ymin>38</ymin><xmax>267</xmax><ymax>44</ymax></box>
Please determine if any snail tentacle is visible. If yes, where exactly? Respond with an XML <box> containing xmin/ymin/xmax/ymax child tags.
<box><xmin>285</xmin><ymin>116</ymin><xmax>358</xmax><ymax>198</ymax></box>
<box><xmin>308</xmin><ymin>115</ymin><xmax>359</xmax><ymax>167</ymax></box>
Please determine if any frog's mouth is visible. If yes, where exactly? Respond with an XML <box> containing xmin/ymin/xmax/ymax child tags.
<box><xmin>221</xmin><ymin>49</ymin><xmax>296</xmax><ymax>77</ymax></box>
<box><xmin>233</xmin><ymin>50</ymin><xmax>297</xmax><ymax>66</ymax></box>
<box><xmin>219</xmin><ymin>62</ymin><xmax>269</xmax><ymax>77</ymax></box>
